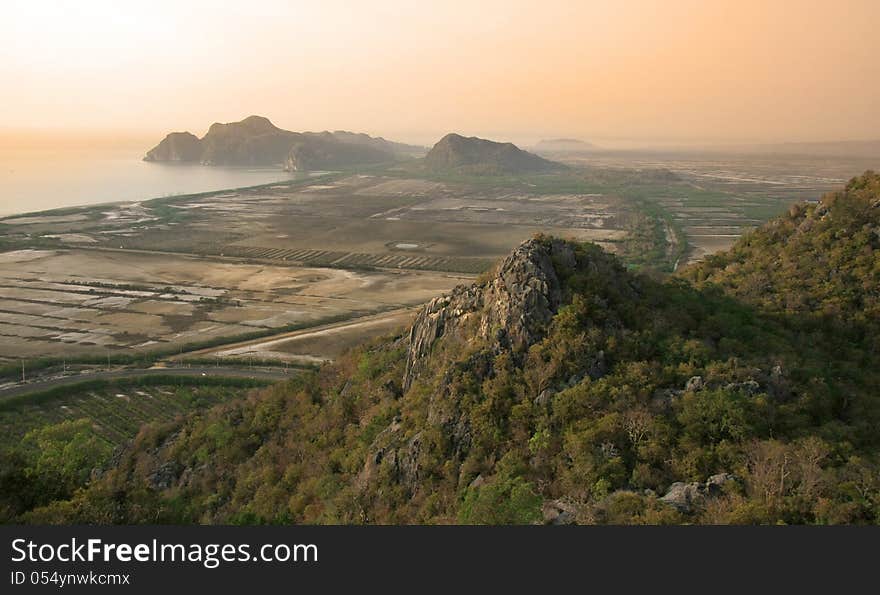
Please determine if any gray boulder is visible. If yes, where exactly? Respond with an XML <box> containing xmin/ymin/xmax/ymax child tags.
<box><xmin>660</xmin><ymin>481</ymin><xmax>704</xmax><ymax>513</ymax></box>
<box><xmin>705</xmin><ymin>473</ymin><xmax>739</xmax><ymax>494</ymax></box>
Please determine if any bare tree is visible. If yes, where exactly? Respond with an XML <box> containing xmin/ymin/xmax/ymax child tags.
<box><xmin>745</xmin><ymin>440</ymin><xmax>791</xmax><ymax>506</ymax></box>
<box><xmin>793</xmin><ymin>436</ymin><xmax>829</xmax><ymax>501</ymax></box>
<box><xmin>623</xmin><ymin>409</ymin><xmax>653</xmax><ymax>448</ymax></box>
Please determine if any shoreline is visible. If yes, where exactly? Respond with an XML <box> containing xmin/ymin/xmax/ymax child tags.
<box><xmin>0</xmin><ymin>170</ymin><xmax>334</xmax><ymax>221</ymax></box>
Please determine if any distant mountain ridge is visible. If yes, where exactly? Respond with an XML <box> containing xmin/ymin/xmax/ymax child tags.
<box><xmin>424</xmin><ymin>133</ymin><xmax>564</xmax><ymax>174</ymax></box>
<box><xmin>144</xmin><ymin>115</ymin><xmax>424</xmax><ymax>170</ymax></box>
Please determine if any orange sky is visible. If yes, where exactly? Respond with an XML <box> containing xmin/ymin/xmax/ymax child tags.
<box><xmin>1</xmin><ymin>0</ymin><xmax>878</xmax><ymax>146</ymax></box>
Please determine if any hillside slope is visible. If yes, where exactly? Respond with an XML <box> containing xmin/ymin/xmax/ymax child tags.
<box><xmin>683</xmin><ymin>172</ymin><xmax>880</xmax><ymax>325</ymax></box>
<box><xmin>424</xmin><ymin>133</ymin><xmax>564</xmax><ymax>175</ymax></box>
<box><xmin>17</xmin><ymin>173</ymin><xmax>880</xmax><ymax>525</ymax></box>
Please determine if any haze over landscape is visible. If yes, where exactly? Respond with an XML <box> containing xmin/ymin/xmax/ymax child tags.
<box><xmin>2</xmin><ymin>0</ymin><xmax>879</xmax><ymax>146</ymax></box>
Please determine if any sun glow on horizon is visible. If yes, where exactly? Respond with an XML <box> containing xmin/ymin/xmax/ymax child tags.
<box><xmin>2</xmin><ymin>0</ymin><xmax>879</xmax><ymax>145</ymax></box>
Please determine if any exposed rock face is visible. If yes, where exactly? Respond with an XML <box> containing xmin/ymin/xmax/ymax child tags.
<box><xmin>424</xmin><ymin>133</ymin><xmax>564</xmax><ymax>175</ymax></box>
<box><xmin>143</xmin><ymin>132</ymin><xmax>203</xmax><ymax>162</ymax></box>
<box><xmin>660</xmin><ymin>473</ymin><xmax>740</xmax><ymax>513</ymax></box>
<box><xmin>403</xmin><ymin>237</ymin><xmax>573</xmax><ymax>391</ymax></box>
<box><xmin>660</xmin><ymin>482</ymin><xmax>704</xmax><ymax>513</ymax></box>
<box><xmin>147</xmin><ymin>461</ymin><xmax>182</xmax><ymax>490</ymax></box>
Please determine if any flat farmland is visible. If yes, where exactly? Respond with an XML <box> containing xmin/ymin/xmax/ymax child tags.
<box><xmin>1</xmin><ymin>174</ymin><xmax>631</xmax><ymax>273</ymax></box>
<box><xmin>0</xmin><ymin>248</ymin><xmax>464</xmax><ymax>362</ymax></box>
<box><xmin>186</xmin><ymin>308</ymin><xmax>419</xmax><ymax>365</ymax></box>
<box><xmin>8</xmin><ymin>164</ymin><xmax>783</xmax><ymax>368</ymax></box>
<box><xmin>0</xmin><ymin>171</ymin><xmax>639</xmax><ymax>366</ymax></box>
<box><xmin>168</xmin><ymin>176</ymin><xmax>628</xmax><ymax>272</ymax></box>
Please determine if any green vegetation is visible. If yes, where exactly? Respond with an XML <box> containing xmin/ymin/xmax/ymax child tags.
<box><xmin>0</xmin><ymin>374</ymin><xmax>272</xmax><ymax>413</ymax></box>
<box><xmin>459</xmin><ymin>468</ymin><xmax>543</xmax><ymax>524</ymax></box>
<box><xmin>683</xmin><ymin>172</ymin><xmax>880</xmax><ymax>325</ymax></box>
<box><xmin>0</xmin><ymin>380</ymin><xmax>267</xmax><ymax>521</ymax></box>
<box><xmin>9</xmin><ymin>172</ymin><xmax>877</xmax><ymax>525</ymax></box>
<box><xmin>0</xmin><ymin>419</ymin><xmax>111</xmax><ymax>521</ymax></box>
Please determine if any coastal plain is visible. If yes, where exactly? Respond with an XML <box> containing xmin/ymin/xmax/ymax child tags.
<box><xmin>0</xmin><ymin>173</ymin><xmax>631</xmax><ymax>365</ymax></box>
<box><xmin>2</xmin><ymin>153</ymin><xmax>859</xmax><ymax>367</ymax></box>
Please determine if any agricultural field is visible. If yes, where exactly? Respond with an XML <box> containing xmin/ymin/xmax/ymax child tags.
<box><xmin>0</xmin><ymin>169</ymin><xmax>641</xmax><ymax>369</ymax></box>
<box><xmin>0</xmin><ymin>380</ymin><xmax>259</xmax><ymax>448</ymax></box>
<box><xmin>0</xmin><ymin>173</ymin><xmax>632</xmax><ymax>271</ymax></box>
<box><xmin>197</xmin><ymin>308</ymin><xmax>418</xmax><ymax>366</ymax></box>
<box><xmin>554</xmin><ymin>150</ymin><xmax>877</xmax><ymax>263</ymax></box>
<box><xmin>0</xmin><ymin>155</ymin><xmax>858</xmax><ymax>372</ymax></box>
<box><xmin>0</xmin><ymin>247</ymin><xmax>462</xmax><ymax>363</ymax></box>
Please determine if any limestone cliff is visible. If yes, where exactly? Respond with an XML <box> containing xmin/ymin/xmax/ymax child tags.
<box><xmin>403</xmin><ymin>238</ymin><xmax>573</xmax><ymax>391</ymax></box>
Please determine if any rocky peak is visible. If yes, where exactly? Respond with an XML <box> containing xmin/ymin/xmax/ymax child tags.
<box><xmin>403</xmin><ymin>237</ymin><xmax>574</xmax><ymax>391</ymax></box>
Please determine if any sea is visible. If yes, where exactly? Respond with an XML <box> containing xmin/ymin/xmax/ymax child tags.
<box><xmin>0</xmin><ymin>142</ymin><xmax>295</xmax><ymax>217</ymax></box>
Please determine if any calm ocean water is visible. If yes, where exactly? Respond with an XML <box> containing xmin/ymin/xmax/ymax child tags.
<box><xmin>0</xmin><ymin>146</ymin><xmax>295</xmax><ymax>217</ymax></box>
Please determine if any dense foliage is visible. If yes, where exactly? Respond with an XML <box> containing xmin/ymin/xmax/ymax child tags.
<box><xmin>12</xmin><ymin>173</ymin><xmax>880</xmax><ymax>525</ymax></box>
<box><xmin>0</xmin><ymin>383</ymin><xmax>263</xmax><ymax>522</ymax></box>
<box><xmin>684</xmin><ymin>171</ymin><xmax>880</xmax><ymax>326</ymax></box>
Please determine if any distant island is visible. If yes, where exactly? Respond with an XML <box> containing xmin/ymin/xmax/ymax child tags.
<box><xmin>147</xmin><ymin>121</ymin><xmax>567</xmax><ymax>176</ymax></box>
<box><xmin>144</xmin><ymin>115</ymin><xmax>425</xmax><ymax>171</ymax></box>
<box><xmin>532</xmin><ymin>138</ymin><xmax>595</xmax><ymax>153</ymax></box>
<box><xmin>424</xmin><ymin>133</ymin><xmax>565</xmax><ymax>174</ymax></box>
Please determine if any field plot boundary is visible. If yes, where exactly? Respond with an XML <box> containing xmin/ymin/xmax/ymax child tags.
<box><xmin>219</xmin><ymin>245</ymin><xmax>494</xmax><ymax>273</ymax></box>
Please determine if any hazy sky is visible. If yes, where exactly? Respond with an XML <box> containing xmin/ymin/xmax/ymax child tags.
<box><xmin>2</xmin><ymin>0</ymin><xmax>878</xmax><ymax>145</ymax></box>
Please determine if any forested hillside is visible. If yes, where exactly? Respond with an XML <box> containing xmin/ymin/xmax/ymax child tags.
<box><xmin>13</xmin><ymin>173</ymin><xmax>880</xmax><ymax>525</ymax></box>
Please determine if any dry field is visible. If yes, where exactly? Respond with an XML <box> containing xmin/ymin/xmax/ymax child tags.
<box><xmin>193</xmin><ymin>176</ymin><xmax>628</xmax><ymax>272</ymax></box>
<box><xmin>1</xmin><ymin>174</ymin><xmax>629</xmax><ymax>273</ymax></box>
<box><xmin>0</xmin><ymin>248</ymin><xmax>463</xmax><ymax>362</ymax></box>
<box><xmin>199</xmin><ymin>308</ymin><xmax>418</xmax><ymax>365</ymax></box>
